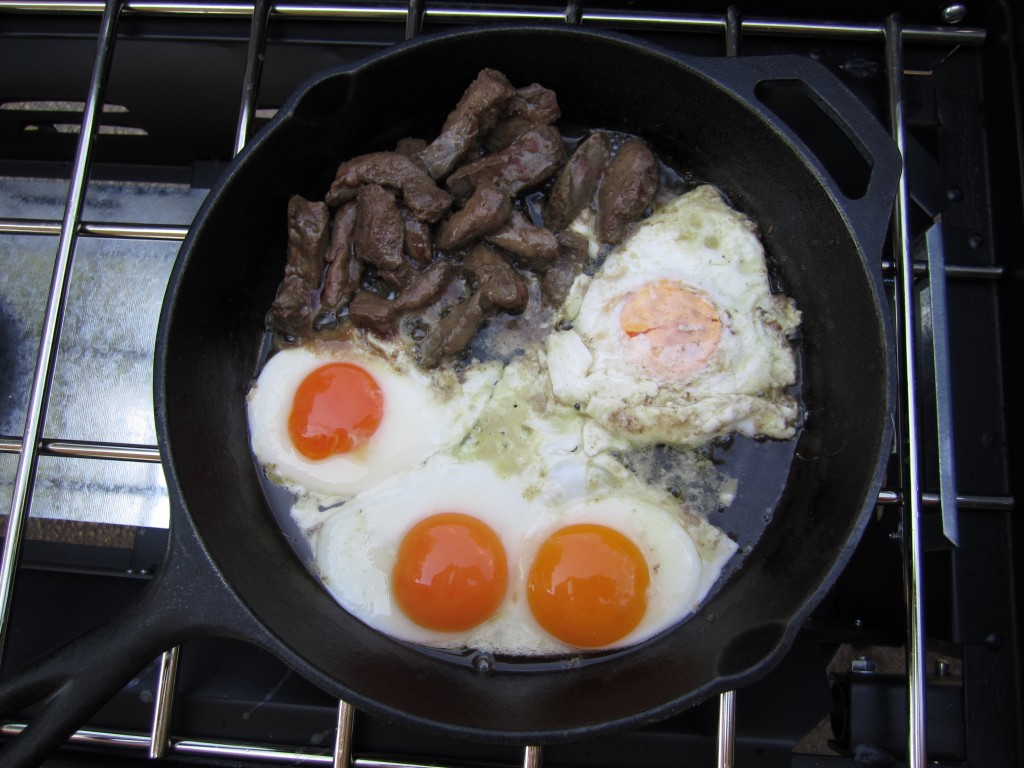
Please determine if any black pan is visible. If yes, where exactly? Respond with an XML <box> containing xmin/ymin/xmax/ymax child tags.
<box><xmin>0</xmin><ymin>25</ymin><xmax>899</xmax><ymax>766</ymax></box>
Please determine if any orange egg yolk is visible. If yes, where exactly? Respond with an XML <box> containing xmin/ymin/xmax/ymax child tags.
<box><xmin>527</xmin><ymin>523</ymin><xmax>650</xmax><ymax>648</ymax></box>
<box><xmin>619</xmin><ymin>279</ymin><xmax>721</xmax><ymax>379</ymax></box>
<box><xmin>392</xmin><ymin>513</ymin><xmax>509</xmax><ymax>632</ymax></box>
<box><xmin>288</xmin><ymin>362</ymin><xmax>383</xmax><ymax>460</ymax></box>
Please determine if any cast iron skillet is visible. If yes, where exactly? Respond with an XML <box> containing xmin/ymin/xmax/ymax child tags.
<box><xmin>0</xmin><ymin>25</ymin><xmax>899</xmax><ymax>766</ymax></box>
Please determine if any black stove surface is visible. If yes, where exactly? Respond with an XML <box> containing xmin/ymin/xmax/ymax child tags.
<box><xmin>0</xmin><ymin>2</ymin><xmax>1021</xmax><ymax>766</ymax></box>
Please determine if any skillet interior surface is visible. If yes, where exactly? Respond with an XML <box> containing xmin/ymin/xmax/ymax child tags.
<box><xmin>157</xmin><ymin>26</ymin><xmax>896</xmax><ymax>743</ymax></box>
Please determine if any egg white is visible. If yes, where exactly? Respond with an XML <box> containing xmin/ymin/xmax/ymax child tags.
<box><xmin>247</xmin><ymin>340</ymin><xmax>500</xmax><ymax>498</ymax></box>
<box><xmin>312</xmin><ymin>456</ymin><xmax>544</xmax><ymax>652</ymax></box>
<box><xmin>547</xmin><ymin>185</ymin><xmax>802</xmax><ymax>447</ymax></box>
<box><xmin>310</xmin><ymin>441</ymin><xmax>737</xmax><ymax>654</ymax></box>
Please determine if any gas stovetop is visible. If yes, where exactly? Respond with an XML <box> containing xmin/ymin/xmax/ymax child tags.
<box><xmin>0</xmin><ymin>2</ymin><xmax>1021</xmax><ymax>766</ymax></box>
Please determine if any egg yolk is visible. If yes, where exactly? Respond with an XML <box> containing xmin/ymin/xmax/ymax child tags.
<box><xmin>288</xmin><ymin>362</ymin><xmax>383</xmax><ymax>460</ymax></box>
<box><xmin>619</xmin><ymin>280</ymin><xmax>721</xmax><ymax>379</ymax></box>
<box><xmin>392</xmin><ymin>513</ymin><xmax>509</xmax><ymax>632</ymax></box>
<box><xmin>527</xmin><ymin>523</ymin><xmax>650</xmax><ymax>648</ymax></box>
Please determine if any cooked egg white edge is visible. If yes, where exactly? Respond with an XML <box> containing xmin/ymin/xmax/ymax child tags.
<box><xmin>548</xmin><ymin>184</ymin><xmax>802</xmax><ymax>448</ymax></box>
<box><xmin>312</xmin><ymin>455</ymin><xmax>735</xmax><ymax>654</ymax></box>
<box><xmin>247</xmin><ymin>343</ymin><xmax>501</xmax><ymax>498</ymax></box>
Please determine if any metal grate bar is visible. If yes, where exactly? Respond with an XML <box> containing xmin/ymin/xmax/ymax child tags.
<box><xmin>148</xmin><ymin>644</ymin><xmax>180</xmax><ymax>758</ymax></box>
<box><xmin>1</xmin><ymin>721</ymin><xmax>542</xmax><ymax>767</ymax></box>
<box><xmin>1</xmin><ymin>430</ymin><xmax>1012</xmax><ymax>509</ymax></box>
<box><xmin>717</xmin><ymin>690</ymin><xmax>735</xmax><ymax>768</ymax></box>
<box><xmin>0</xmin><ymin>0</ymin><xmax>123</xmax><ymax>663</ymax></box>
<box><xmin>0</xmin><ymin>436</ymin><xmax>161</xmax><ymax>461</ymax></box>
<box><xmin>4</xmin><ymin>211</ymin><xmax>1006</xmax><ymax>284</ymax></box>
<box><xmin>0</xmin><ymin>218</ymin><xmax>188</xmax><ymax>240</ymax></box>
<box><xmin>885</xmin><ymin>14</ymin><xmax>928</xmax><ymax>768</ymax></box>
<box><xmin>141</xmin><ymin>0</ymin><xmax>278</xmax><ymax>751</ymax></box>
<box><xmin>0</xmin><ymin>1</ymin><xmax>987</xmax><ymax>44</ymax></box>
<box><xmin>233</xmin><ymin>0</ymin><xmax>270</xmax><ymax>155</ymax></box>
<box><xmin>333</xmin><ymin>700</ymin><xmax>356</xmax><ymax>768</ymax></box>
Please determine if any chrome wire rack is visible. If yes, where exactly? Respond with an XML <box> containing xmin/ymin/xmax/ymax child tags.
<box><xmin>0</xmin><ymin>2</ymin><xmax>1019</xmax><ymax>766</ymax></box>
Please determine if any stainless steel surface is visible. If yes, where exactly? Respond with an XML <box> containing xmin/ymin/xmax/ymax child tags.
<box><xmin>885</xmin><ymin>14</ymin><xmax>928</xmax><ymax>768</ymax></box>
<box><xmin>234</xmin><ymin>0</ymin><xmax>270</xmax><ymax>156</ymax></box>
<box><xmin>149</xmin><ymin>645</ymin><xmax>180</xmax><ymax>758</ymax></box>
<box><xmin>716</xmin><ymin>691</ymin><xmax>735</xmax><ymax>768</ymax></box>
<box><xmin>522</xmin><ymin>745</ymin><xmax>543</xmax><ymax>768</ymax></box>
<box><xmin>0</xmin><ymin>0</ymin><xmax>123</xmax><ymax>662</ymax></box>
<box><xmin>924</xmin><ymin>222</ymin><xmax>960</xmax><ymax>546</ymax></box>
<box><xmin>0</xmin><ymin>0</ymin><xmax>989</xmax><ymax>43</ymax></box>
<box><xmin>333</xmin><ymin>700</ymin><xmax>355</xmax><ymax>768</ymax></box>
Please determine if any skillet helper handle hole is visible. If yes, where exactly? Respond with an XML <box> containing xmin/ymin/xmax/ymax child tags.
<box><xmin>754</xmin><ymin>79</ymin><xmax>872</xmax><ymax>201</ymax></box>
<box><xmin>733</xmin><ymin>56</ymin><xmax>903</xmax><ymax>262</ymax></box>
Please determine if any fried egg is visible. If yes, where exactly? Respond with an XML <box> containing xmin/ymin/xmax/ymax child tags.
<box><xmin>247</xmin><ymin>339</ymin><xmax>499</xmax><ymax>497</ymax></box>
<box><xmin>546</xmin><ymin>184</ymin><xmax>802</xmax><ymax>448</ymax></box>
<box><xmin>309</xmin><ymin>453</ymin><xmax>736</xmax><ymax>654</ymax></box>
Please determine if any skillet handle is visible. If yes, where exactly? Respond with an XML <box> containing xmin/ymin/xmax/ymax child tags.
<box><xmin>0</xmin><ymin>522</ymin><xmax>269</xmax><ymax>768</ymax></box>
<box><xmin>708</xmin><ymin>55</ymin><xmax>902</xmax><ymax>265</ymax></box>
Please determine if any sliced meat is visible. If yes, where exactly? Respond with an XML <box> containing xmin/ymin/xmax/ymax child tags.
<box><xmin>483</xmin><ymin>210</ymin><xmax>558</xmax><ymax>272</ymax></box>
<box><xmin>348</xmin><ymin>290</ymin><xmax>397</xmax><ymax>334</ymax></box>
<box><xmin>542</xmin><ymin>230</ymin><xmax>590</xmax><ymax>308</ymax></box>
<box><xmin>401</xmin><ymin>209</ymin><xmax>434</xmax><ymax>267</ymax></box>
<box><xmin>418</xmin><ymin>68</ymin><xmax>516</xmax><ymax>181</ymax></box>
<box><xmin>419</xmin><ymin>291</ymin><xmax>489</xmax><ymax>368</ymax></box>
<box><xmin>392</xmin><ymin>261</ymin><xmax>453</xmax><ymax>311</ymax></box>
<box><xmin>394</xmin><ymin>137</ymin><xmax>427</xmax><ymax>158</ymax></box>
<box><xmin>506</xmin><ymin>83</ymin><xmax>560</xmax><ymax>124</ymax></box>
<box><xmin>436</xmin><ymin>182</ymin><xmax>512</xmax><ymax>252</ymax></box>
<box><xmin>270</xmin><ymin>195</ymin><xmax>330</xmax><ymax>336</ymax></box>
<box><xmin>378</xmin><ymin>260</ymin><xmax>420</xmax><ymax>292</ymax></box>
<box><xmin>463</xmin><ymin>243</ymin><xmax>529</xmax><ymax>313</ymax></box>
<box><xmin>544</xmin><ymin>132</ymin><xmax>611</xmax><ymax>232</ymax></box>
<box><xmin>446</xmin><ymin>125</ymin><xmax>567</xmax><ymax>200</ymax></box>
<box><xmin>482</xmin><ymin>115</ymin><xmax>534</xmax><ymax>153</ymax></box>
<box><xmin>326</xmin><ymin>151</ymin><xmax>453</xmax><ymax>223</ymax></box>
<box><xmin>483</xmin><ymin>83</ymin><xmax>560</xmax><ymax>152</ymax></box>
<box><xmin>596</xmin><ymin>139</ymin><xmax>659</xmax><ymax>244</ymax></box>
<box><xmin>319</xmin><ymin>201</ymin><xmax>361</xmax><ymax>315</ymax></box>
<box><xmin>353</xmin><ymin>184</ymin><xmax>405</xmax><ymax>271</ymax></box>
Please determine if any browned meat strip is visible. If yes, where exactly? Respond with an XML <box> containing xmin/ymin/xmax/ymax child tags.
<box><xmin>482</xmin><ymin>115</ymin><xmax>534</xmax><ymax>153</ymax></box>
<box><xmin>483</xmin><ymin>210</ymin><xmax>558</xmax><ymax>272</ymax></box>
<box><xmin>436</xmin><ymin>183</ymin><xmax>512</xmax><ymax>252</ymax></box>
<box><xmin>418</xmin><ymin>69</ymin><xmax>516</xmax><ymax>181</ymax></box>
<box><xmin>483</xmin><ymin>83</ymin><xmax>560</xmax><ymax>152</ymax></box>
<box><xmin>378</xmin><ymin>260</ymin><xmax>420</xmax><ymax>292</ymax></box>
<box><xmin>392</xmin><ymin>261</ymin><xmax>454</xmax><ymax>311</ymax></box>
<box><xmin>596</xmin><ymin>139</ymin><xmax>659</xmax><ymax>244</ymax></box>
<box><xmin>348</xmin><ymin>291</ymin><xmax>397</xmax><ymax>334</ymax></box>
<box><xmin>353</xmin><ymin>185</ymin><xmax>405</xmax><ymax>271</ymax></box>
<box><xmin>326</xmin><ymin>152</ymin><xmax>453</xmax><ymax>223</ymax></box>
<box><xmin>401</xmin><ymin>209</ymin><xmax>434</xmax><ymax>267</ymax></box>
<box><xmin>544</xmin><ymin>132</ymin><xmax>611</xmax><ymax>232</ymax></box>
<box><xmin>270</xmin><ymin>195</ymin><xmax>330</xmax><ymax>336</ymax></box>
<box><xmin>419</xmin><ymin>291</ymin><xmax>489</xmax><ymax>368</ymax></box>
<box><xmin>506</xmin><ymin>83</ymin><xmax>560</xmax><ymax>124</ymax></box>
<box><xmin>319</xmin><ymin>201</ymin><xmax>361</xmax><ymax>315</ymax></box>
<box><xmin>463</xmin><ymin>243</ymin><xmax>529</xmax><ymax>313</ymax></box>
<box><xmin>394</xmin><ymin>137</ymin><xmax>427</xmax><ymax>158</ymax></box>
<box><xmin>542</xmin><ymin>231</ymin><xmax>590</xmax><ymax>308</ymax></box>
<box><xmin>446</xmin><ymin>125</ymin><xmax>567</xmax><ymax>200</ymax></box>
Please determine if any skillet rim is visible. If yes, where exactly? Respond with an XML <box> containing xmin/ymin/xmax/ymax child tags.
<box><xmin>153</xmin><ymin>22</ymin><xmax>899</xmax><ymax>744</ymax></box>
